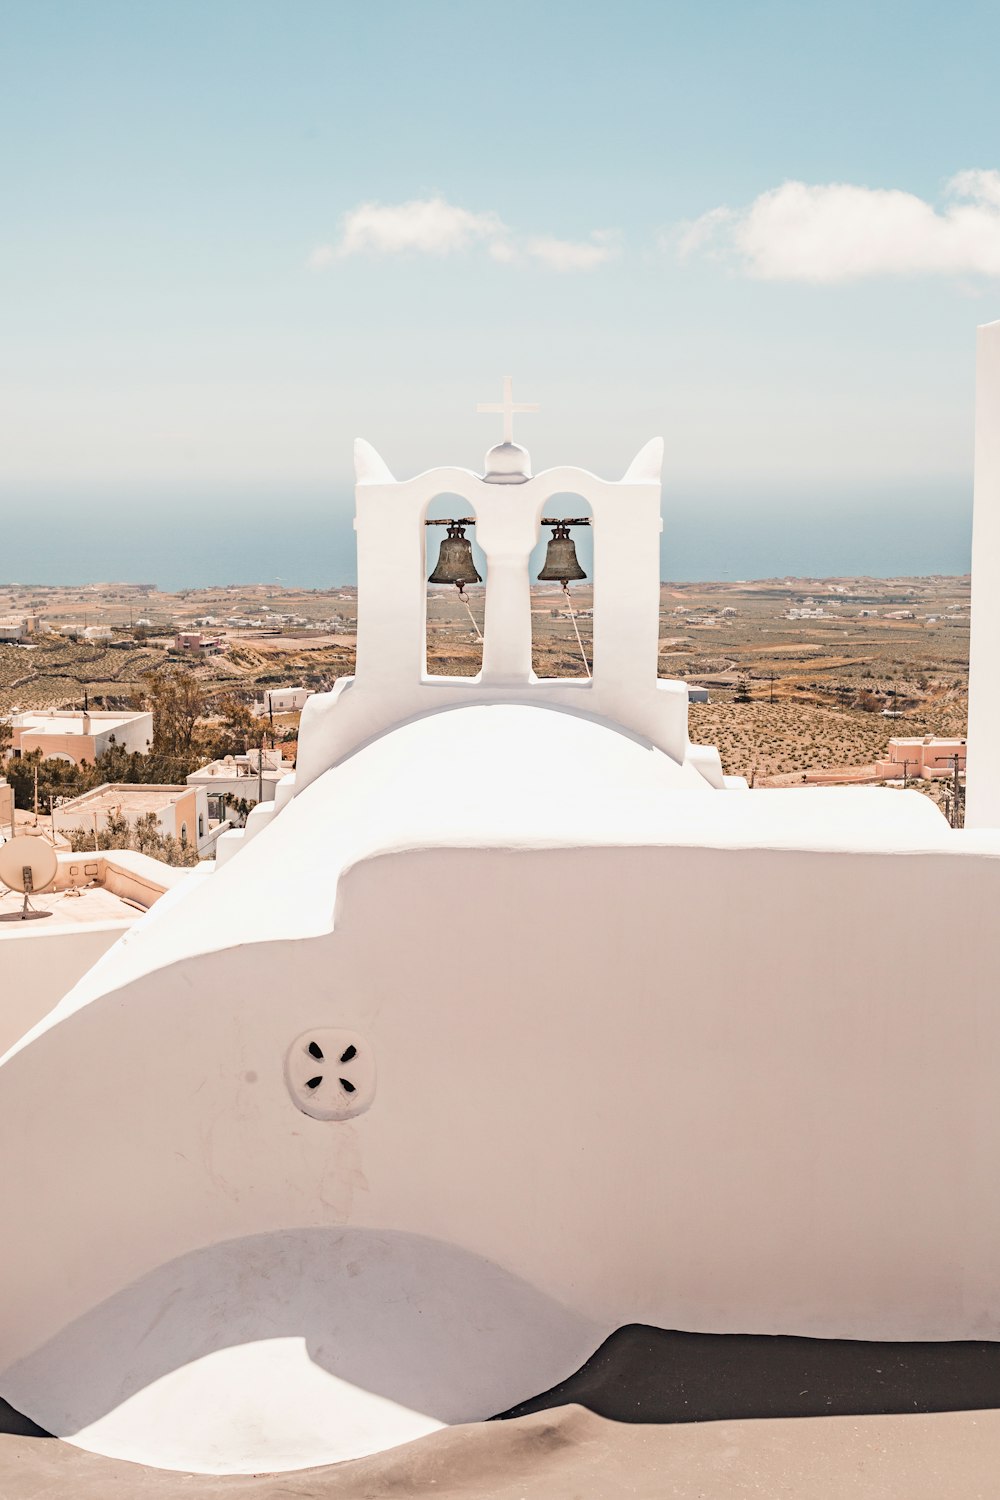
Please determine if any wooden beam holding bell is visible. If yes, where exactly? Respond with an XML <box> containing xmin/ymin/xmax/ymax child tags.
<box><xmin>538</xmin><ymin>523</ymin><xmax>586</xmax><ymax>585</ymax></box>
<box><xmin>428</xmin><ymin>523</ymin><xmax>482</xmax><ymax>595</ymax></box>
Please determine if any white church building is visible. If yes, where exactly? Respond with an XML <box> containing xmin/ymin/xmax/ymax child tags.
<box><xmin>3</xmin><ymin>349</ymin><xmax>1000</xmax><ymax>1485</ymax></box>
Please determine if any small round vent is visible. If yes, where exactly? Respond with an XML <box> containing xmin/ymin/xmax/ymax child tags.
<box><xmin>285</xmin><ymin>1029</ymin><xmax>375</xmax><ymax>1121</ymax></box>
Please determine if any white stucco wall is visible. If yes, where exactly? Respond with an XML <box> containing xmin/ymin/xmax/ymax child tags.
<box><xmin>256</xmin><ymin>687</ymin><xmax>311</xmax><ymax>714</ymax></box>
<box><xmin>0</xmin><ymin>851</ymin><xmax>191</xmax><ymax>1055</ymax></box>
<box><xmin>0</xmin><ymin>922</ymin><xmax>128</xmax><ymax>1056</ymax></box>
<box><xmin>94</xmin><ymin>712</ymin><xmax>153</xmax><ymax>757</ymax></box>
<box><xmin>186</xmin><ymin>768</ymin><xmax>284</xmax><ymax>806</ymax></box>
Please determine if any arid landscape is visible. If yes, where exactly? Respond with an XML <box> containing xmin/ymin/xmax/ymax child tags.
<box><xmin>0</xmin><ymin>574</ymin><xmax>969</xmax><ymax>789</ymax></box>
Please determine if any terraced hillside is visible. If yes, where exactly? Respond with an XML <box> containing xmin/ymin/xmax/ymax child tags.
<box><xmin>0</xmin><ymin>641</ymin><xmax>164</xmax><ymax>715</ymax></box>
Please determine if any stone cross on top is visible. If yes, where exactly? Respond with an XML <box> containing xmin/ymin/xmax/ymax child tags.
<box><xmin>476</xmin><ymin>376</ymin><xmax>538</xmax><ymax>446</ymax></box>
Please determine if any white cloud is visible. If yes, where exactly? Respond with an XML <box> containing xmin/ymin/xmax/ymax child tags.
<box><xmin>676</xmin><ymin>170</ymin><xmax>1000</xmax><ymax>282</ymax></box>
<box><xmin>334</xmin><ymin>196</ymin><xmax>505</xmax><ymax>258</ymax></box>
<box><xmin>488</xmin><ymin>239</ymin><xmax>518</xmax><ymax>264</ymax></box>
<box><xmin>308</xmin><ymin>196</ymin><xmax>617</xmax><ymax>273</ymax></box>
<box><xmin>674</xmin><ymin>206</ymin><xmax>734</xmax><ymax>261</ymax></box>
<box><xmin>525</xmin><ymin>232</ymin><xmax>619</xmax><ymax>272</ymax></box>
<box><xmin>306</xmin><ymin>244</ymin><xmax>335</xmax><ymax>270</ymax></box>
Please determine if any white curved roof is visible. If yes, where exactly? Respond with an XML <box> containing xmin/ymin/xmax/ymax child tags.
<box><xmin>34</xmin><ymin>702</ymin><xmax>959</xmax><ymax>1026</ymax></box>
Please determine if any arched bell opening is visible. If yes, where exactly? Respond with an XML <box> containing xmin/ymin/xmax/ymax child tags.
<box><xmin>424</xmin><ymin>495</ymin><xmax>486</xmax><ymax>678</ymax></box>
<box><xmin>529</xmin><ymin>495</ymin><xmax>593</xmax><ymax>679</ymax></box>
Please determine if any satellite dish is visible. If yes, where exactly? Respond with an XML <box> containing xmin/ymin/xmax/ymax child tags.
<box><xmin>0</xmin><ymin>835</ymin><xmax>58</xmax><ymax>921</ymax></box>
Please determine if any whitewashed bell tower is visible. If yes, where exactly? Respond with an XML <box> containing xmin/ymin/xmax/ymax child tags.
<box><xmin>217</xmin><ymin>383</ymin><xmax>729</xmax><ymax>861</ymax></box>
<box><xmin>290</xmin><ymin>381</ymin><xmax>726</xmax><ymax>796</ymax></box>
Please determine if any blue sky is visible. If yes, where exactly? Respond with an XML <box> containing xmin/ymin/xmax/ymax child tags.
<box><xmin>3</xmin><ymin>0</ymin><xmax>999</xmax><ymax>580</ymax></box>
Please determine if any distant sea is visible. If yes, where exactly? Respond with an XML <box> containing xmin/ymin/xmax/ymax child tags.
<box><xmin>0</xmin><ymin>485</ymin><xmax>973</xmax><ymax>590</ymax></box>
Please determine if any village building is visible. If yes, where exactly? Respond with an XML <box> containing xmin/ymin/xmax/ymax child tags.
<box><xmin>173</xmin><ymin>630</ymin><xmax>225</xmax><ymax>653</ymax></box>
<box><xmin>50</xmin><ymin>782</ymin><xmax>217</xmax><ymax>857</ymax></box>
<box><xmin>0</xmin><ymin>615</ymin><xmax>43</xmax><ymax>642</ymax></box>
<box><xmin>6</xmin><ymin>709</ymin><xmax>153</xmax><ymax>765</ymax></box>
<box><xmin>875</xmin><ymin>736</ymin><xmax>967</xmax><ymax>780</ymax></box>
<box><xmin>185</xmin><ymin>746</ymin><xmax>294</xmax><ymax>819</ymax></box>
<box><xmin>253</xmin><ymin>685</ymin><xmax>312</xmax><ymax>716</ymax></box>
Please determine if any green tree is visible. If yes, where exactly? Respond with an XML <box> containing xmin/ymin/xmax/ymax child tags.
<box><xmin>91</xmin><ymin>741</ymin><xmax>204</xmax><ymax>785</ymax></box>
<box><xmin>202</xmin><ymin>693</ymin><xmax>259</xmax><ymax>759</ymax></box>
<box><xmin>6</xmin><ymin>750</ymin><xmax>93</xmax><ymax>811</ymax></box>
<box><xmin>139</xmin><ymin>668</ymin><xmax>206</xmax><ymax>755</ymax></box>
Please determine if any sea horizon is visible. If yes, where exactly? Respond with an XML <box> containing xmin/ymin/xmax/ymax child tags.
<box><xmin>0</xmin><ymin>481</ymin><xmax>973</xmax><ymax>593</ymax></box>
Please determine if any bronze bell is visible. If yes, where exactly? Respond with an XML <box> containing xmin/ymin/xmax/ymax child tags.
<box><xmin>428</xmin><ymin>523</ymin><xmax>482</xmax><ymax>594</ymax></box>
<box><xmin>538</xmin><ymin>523</ymin><xmax>586</xmax><ymax>585</ymax></box>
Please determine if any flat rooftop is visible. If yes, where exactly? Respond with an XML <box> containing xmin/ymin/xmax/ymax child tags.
<box><xmin>0</xmin><ymin>849</ymin><xmax>188</xmax><ymax>935</ymax></box>
<box><xmin>0</xmin><ymin>884</ymin><xmax>147</xmax><ymax>926</ymax></box>
<box><xmin>12</xmin><ymin>710</ymin><xmax>148</xmax><ymax>735</ymax></box>
<box><xmin>190</xmin><ymin>758</ymin><xmax>289</xmax><ymax>779</ymax></box>
<box><xmin>56</xmin><ymin>784</ymin><xmax>190</xmax><ymax>816</ymax></box>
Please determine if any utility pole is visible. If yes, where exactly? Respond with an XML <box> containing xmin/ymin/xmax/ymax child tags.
<box><xmin>258</xmin><ymin>735</ymin><xmax>264</xmax><ymax>805</ymax></box>
<box><xmin>33</xmin><ymin>763</ymin><xmax>38</xmax><ymax>821</ymax></box>
<box><xmin>935</xmin><ymin>753</ymin><xmax>966</xmax><ymax>827</ymax></box>
<box><xmin>768</xmin><ymin>672</ymin><xmax>776</xmax><ymax>704</ymax></box>
<box><xmin>900</xmin><ymin>757</ymin><xmax>917</xmax><ymax>789</ymax></box>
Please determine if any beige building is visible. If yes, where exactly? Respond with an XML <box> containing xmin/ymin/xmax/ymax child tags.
<box><xmin>0</xmin><ymin>615</ymin><xmax>42</xmax><ymax>642</ymax></box>
<box><xmin>7</xmin><ymin>709</ymin><xmax>153</xmax><ymax>766</ymax></box>
<box><xmin>875</xmin><ymin>737</ymin><xmax>967</xmax><ymax>780</ymax></box>
<box><xmin>174</xmin><ymin>631</ymin><xmax>225</xmax><ymax>654</ymax></box>
<box><xmin>51</xmin><ymin>782</ymin><xmax>217</xmax><ymax>857</ymax></box>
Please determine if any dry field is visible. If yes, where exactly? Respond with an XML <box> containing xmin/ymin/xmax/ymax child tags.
<box><xmin>0</xmin><ymin>577</ymin><xmax>970</xmax><ymax>790</ymax></box>
<box><xmin>689</xmin><ymin>700</ymin><xmax>966</xmax><ymax>783</ymax></box>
